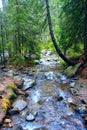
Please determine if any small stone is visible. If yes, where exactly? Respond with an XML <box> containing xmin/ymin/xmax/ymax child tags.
<box><xmin>26</xmin><ymin>113</ymin><xmax>35</xmax><ymax>122</ymax></box>
<box><xmin>70</xmin><ymin>82</ymin><xmax>75</xmax><ymax>88</ymax></box>
<box><xmin>4</xmin><ymin>118</ymin><xmax>11</xmax><ymax>124</ymax></box>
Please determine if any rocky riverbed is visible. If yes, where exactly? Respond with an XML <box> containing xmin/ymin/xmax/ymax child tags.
<box><xmin>0</xmin><ymin>50</ymin><xmax>87</xmax><ymax>130</ymax></box>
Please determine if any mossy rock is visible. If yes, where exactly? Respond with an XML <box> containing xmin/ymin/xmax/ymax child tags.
<box><xmin>64</xmin><ymin>63</ymin><xmax>81</xmax><ymax>77</ymax></box>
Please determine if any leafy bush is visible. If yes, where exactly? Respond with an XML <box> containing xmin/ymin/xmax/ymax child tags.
<box><xmin>13</xmin><ymin>55</ymin><xmax>26</xmax><ymax>66</ymax></box>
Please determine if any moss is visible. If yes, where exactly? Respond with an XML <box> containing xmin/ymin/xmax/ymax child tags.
<box><xmin>2</xmin><ymin>98</ymin><xmax>11</xmax><ymax>112</ymax></box>
<box><xmin>7</xmin><ymin>82</ymin><xmax>17</xmax><ymax>100</ymax></box>
<box><xmin>7</xmin><ymin>82</ymin><xmax>17</xmax><ymax>90</ymax></box>
<box><xmin>10</xmin><ymin>91</ymin><xmax>17</xmax><ymax>100</ymax></box>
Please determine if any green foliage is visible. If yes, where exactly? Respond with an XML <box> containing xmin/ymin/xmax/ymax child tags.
<box><xmin>0</xmin><ymin>0</ymin><xmax>44</xmax><ymax>64</ymax></box>
<box><xmin>7</xmin><ymin>82</ymin><xmax>17</xmax><ymax>100</ymax></box>
<box><xmin>13</xmin><ymin>55</ymin><xmax>26</xmax><ymax>66</ymax></box>
<box><xmin>10</xmin><ymin>91</ymin><xmax>17</xmax><ymax>100</ymax></box>
<box><xmin>41</xmin><ymin>42</ymin><xmax>56</xmax><ymax>52</ymax></box>
<box><xmin>58</xmin><ymin>0</ymin><xmax>85</xmax><ymax>56</ymax></box>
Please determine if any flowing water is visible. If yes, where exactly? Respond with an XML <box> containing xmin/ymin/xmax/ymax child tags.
<box><xmin>1</xmin><ymin>50</ymin><xmax>86</xmax><ymax>130</ymax></box>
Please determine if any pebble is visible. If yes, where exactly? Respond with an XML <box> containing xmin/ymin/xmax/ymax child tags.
<box><xmin>26</xmin><ymin>113</ymin><xmax>35</xmax><ymax>122</ymax></box>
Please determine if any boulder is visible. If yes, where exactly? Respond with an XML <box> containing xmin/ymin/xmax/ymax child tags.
<box><xmin>64</xmin><ymin>63</ymin><xmax>81</xmax><ymax>77</ymax></box>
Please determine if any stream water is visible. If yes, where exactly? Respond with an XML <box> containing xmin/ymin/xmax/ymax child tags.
<box><xmin>1</xmin><ymin>50</ymin><xmax>87</xmax><ymax>130</ymax></box>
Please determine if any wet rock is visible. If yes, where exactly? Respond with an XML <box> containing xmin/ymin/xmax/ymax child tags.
<box><xmin>64</xmin><ymin>63</ymin><xmax>81</xmax><ymax>77</ymax></box>
<box><xmin>23</xmin><ymin>79</ymin><xmax>35</xmax><ymax>91</ymax></box>
<box><xmin>26</xmin><ymin>113</ymin><xmax>35</xmax><ymax>122</ymax></box>
<box><xmin>45</xmin><ymin>71</ymin><xmax>54</xmax><ymax>80</ymax></box>
<box><xmin>70</xmin><ymin>82</ymin><xmax>75</xmax><ymax>88</ymax></box>
<box><xmin>75</xmin><ymin>105</ymin><xmax>87</xmax><ymax>116</ymax></box>
<box><xmin>8</xmin><ymin>108</ymin><xmax>20</xmax><ymax>115</ymax></box>
<box><xmin>33</xmin><ymin>127</ymin><xmax>48</xmax><ymax>130</ymax></box>
<box><xmin>12</xmin><ymin>97</ymin><xmax>28</xmax><ymax>111</ymax></box>
<box><xmin>14</xmin><ymin>125</ymin><xmax>23</xmax><ymax>130</ymax></box>
<box><xmin>69</xmin><ymin>88</ymin><xmax>78</xmax><ymax>95</ymax></box>
<box><xmin>81</xmin><ymin>99</ymin><xmax>87</xmax><ymax>104</ymax></box>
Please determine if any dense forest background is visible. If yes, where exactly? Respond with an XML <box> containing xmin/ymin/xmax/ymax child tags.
<box><xmin>0</xmin><ymin>0</ymin><xmax>87</xmax><ymax>66</ymax></box>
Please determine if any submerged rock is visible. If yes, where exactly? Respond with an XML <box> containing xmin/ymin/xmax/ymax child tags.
<box><xmin>23</xmin><ymin>79</ymin><xmax>35</xmax><ymax>90</ymax></box>
<box><xmin>64</xmin><ymin>63</ymin><xmax>81</xmax><ymax>77</ymax></box>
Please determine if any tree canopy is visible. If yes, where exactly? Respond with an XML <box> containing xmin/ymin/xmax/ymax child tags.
<box><xmin>0</xmin><ymin>0</ymin><xmax>87</xmax><ymax>66</ymax></box>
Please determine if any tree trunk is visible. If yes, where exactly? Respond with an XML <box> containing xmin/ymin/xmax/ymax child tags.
<box><xmin>15</xmin><ymin>0</ymin><xmax>21</xmax><ymax>54</ymax></box>
<box><xmin>45</xmin><ymin>0</ymin><xmax>75</xmax><ymax>66</ymax></box>
<box><xmin>84</xmin><ymin>1</ymin><xmax>87</xmax><ymax>61</ymax></box>
<box><xmin>1</xmin><ymin>23</ymin><xmax>5</xmax><ymax>67</ymax></box>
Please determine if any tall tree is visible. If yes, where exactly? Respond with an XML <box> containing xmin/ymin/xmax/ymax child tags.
<box><xmin>58</xmin><ymin>0</ymin><xmax>87</xmax><ymax>62</ymax></box>
<box><xmin>45</xmin><ymin>0</ymin><xmax>75</xmax><ymax>65</ymax></box>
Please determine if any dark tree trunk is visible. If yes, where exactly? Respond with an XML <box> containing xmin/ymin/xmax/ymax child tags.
<box><xmin>84</xmin><ymin>1</ymin><xmax>87</xmax><ymax>61</ymax></box>
<box><xmin>45</xmin><ymin>0</ymin><xmax>75</xmax><ymax>66</ymax></box>
<box><xmin>15</xmin><ymin>0</ymin><xmax>21</xmax><ymax>54</ymax></box>
<box><xmin>1</xmin><ymin>23</ymin><xmax>5</xmax><ymax>67</ymax></box>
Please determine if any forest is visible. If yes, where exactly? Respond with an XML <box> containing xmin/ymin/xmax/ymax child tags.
<box><xmin>0</xmin><ymin>0</ymin><xmax>87</xmax><ymax>66</ymax></box>
<box><xmin>0</xmin><ymin>0</ymin><xmax>87</xmax><ymax>130</ymax></box>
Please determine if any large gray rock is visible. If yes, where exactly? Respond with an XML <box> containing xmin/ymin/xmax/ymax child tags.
<box><xmin>12</xmin><ymin>97</ymin><xmax>28</xmax><ymax>111</ymax></box>
<box><xmin>64</xmin><ymin>63</ymin><xmax>81</xmax><ymax>77</ymax></box>
<box><xmin>23</xmin><ymin>79</ymin><xmax>35</xmax><ymax>91</ymax></box>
